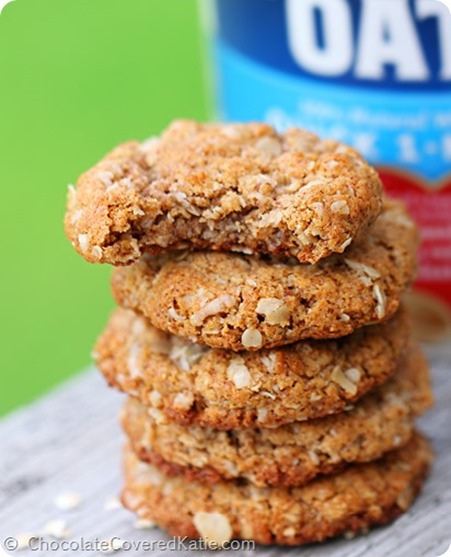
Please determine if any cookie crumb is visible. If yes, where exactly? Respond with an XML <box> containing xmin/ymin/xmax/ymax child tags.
<box><xmin>44</xmin><ymin>519</ymin><xmax>70</xmax><ymax>539</ymax></box>
<box><xmin>134</xmin><ymin>518</ymin><xmax>156</xmax><ymax>530</ymax></box>
<box><xmin>15</xmin><ymin>533</ymin><xmax>40</xmax><ymax>550</ymax></box>
<box><xmin>100</xmin><ymin>538</ymin><xmax>124</xmax><ymax>554</ymax></box>
<box><xmin>54</xmin><ymin>491</ymin><xmax>82</xmax><ymax>511</ymax></box>
<box><xmin>104</xmin><ymin>496</ymin><xmax>122</xmax><ymax>511</ymax></box>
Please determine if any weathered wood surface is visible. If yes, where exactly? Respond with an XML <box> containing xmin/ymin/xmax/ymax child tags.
<box><xmin>0</xmin><ymin>343</ymin><xmax>450</xmax><ymax>556</ymax></box>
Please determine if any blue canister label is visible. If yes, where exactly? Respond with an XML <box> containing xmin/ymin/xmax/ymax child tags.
<box><xmin>210</xmin><ymin>0</ymin><xmax>451</xmax><ymax>314</ymax></box>
<box><xmin>213</xmin><ymin>0</ymin><xmax>450</xmax><ymax>180</ymax></box>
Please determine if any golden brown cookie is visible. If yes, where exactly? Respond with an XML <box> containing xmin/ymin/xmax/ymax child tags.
<box><xmin>94</xmin><ymin>307</ymin><xmax>409</xmax><ymax>429</ymax></box>
<box><xmin>111</xmin><ymin>199</ymin><xmax>418</xmax><ymax>350</ymax></box>
<box><xmin>65</xmin><ymin>120</ymin><xmax>383</xmax><ymax>265</ymax></box>
<box><xmin>121</xmin><ymin>346</ymin><xmax>433</xmax><ymax>487</ymax></box>
<box><xmin>121</xmin><ymin>433</ymin><xmax>433</xmax><ymax>546</ymax></box>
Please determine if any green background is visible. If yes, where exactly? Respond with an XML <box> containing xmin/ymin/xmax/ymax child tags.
<box><xmin>0</xmin><ymin>0</ymin><xmax>207</xmax><ymax>415</ymax></box>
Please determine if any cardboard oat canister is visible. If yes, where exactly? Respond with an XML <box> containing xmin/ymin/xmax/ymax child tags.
<box><xmin>202</xmin><ymin>0</ymin><xmax>451</xmax><ymax>339</ymax></box>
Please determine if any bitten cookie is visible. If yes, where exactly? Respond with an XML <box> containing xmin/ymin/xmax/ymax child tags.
<box><xmin>94</xmin><ymin>307</ymin><xmax>409</xmax><ymax>429</ymax></box>
<box><xmin>122</xmin><ymin>346</ymin><xmax>433</xmax><ymax>487</ymax></box>
<box><xmin>111</xmin><ymin>199</ymin><xmax>418</xmax><ymax>350</ymax></box>
<box><xmin>121</xmin><ymin>433</ymin><xmax>433</xmax><ymax>546</ymax></box>
<box><xmin>65</xmin><ymin>120</ymin><xmax>383</xmax><ymax>265</ymax></box>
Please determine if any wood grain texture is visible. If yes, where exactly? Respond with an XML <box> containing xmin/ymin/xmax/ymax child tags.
<box><xmin>0</xmin><ymin>343</ymin><xmax>450</xmax><ymax>557</ymax></box>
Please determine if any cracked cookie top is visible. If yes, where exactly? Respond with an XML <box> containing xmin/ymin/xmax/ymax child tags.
<box><xmin>111</xmin><ymin>199</ymin><xmax>418</xmax><ymax>350</ymax></box>
<box><xmin>121</xmin><ymin>344</ymin><xmax>432</xmax><ymax>487</ymax></box>
<box><xmin>65</xmin><ymin>120</ymin><xmax>383</xmax><ymax>265</ymax></box>
<box><xmin>94</xmin><ymin>306</ymin><xmax>409</xmax><ymax>429</ymax></box>
<box><xmin>121</xmin><ymin>433</ymin><xmax>433</xmax><ymax>546</ymax></box>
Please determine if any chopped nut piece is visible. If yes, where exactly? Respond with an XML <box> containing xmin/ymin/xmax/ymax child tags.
<box><xmin>169</xmin><ymin>338</ymin><xmax>207</xmax><ymax>371</ymax></box>
<box><xmin>340</xmin><ymin>237</ymin><xmax>353</xmax><ymax>250</ymax></box>
<box><xmin>393</xmin><ymin>435</ymin><xmax>403</xmax><ymax>447</ymax></box>
<box><xmin>261</xmin><ymin>390</ymin><xmax>276</xmax><ymax>399</ymax></box>
<box><xmin>261</xmin><ymin>353</ymin><xmax>277</xmax><ymax>372</ymax></box>
<box><xmin>70</xmin><ymin>209</ymin><xmax>83</xmax><ymax>224</ymax></box>
<box><xmin>308</xmin><ymin>450</ymin><xmax>320</xmax><ymax>466</ymax></box>
<box><xmin>255</xmin><ymin>298</ymin><xmax>291</xmax><ymax>326</ymax></box>
<box><xmin>256</xmin><ymin>209</ymin><xmax>283</xmax><ymax>229</ymax></box>
<box><xmin>173</xmin><ymin>391</ymin><xmax>194</xmax><ymax>410</ymax></box>
<box><xmin>148</xmin><ymin>408</ymin><xmax>165</xmax><ymax>424</ymax></box>
<box><xmin>331</xmin><ymin>366</ymin><xmax>358</xmax><ymax>395</ymax></box>
<box><xmin>78</xmin><ymin>234</ymin><xmax>89</xmax><ymax>252</ymax></box>
<box><xmin>345</xmin><ymin>368</ymin><xmax>362</xmax><ymax>383</ymax></box>
<box><xmin>331</xmin><ymin>200</ymin><xmax>350</xmax><ymax>214</ymax></box>
<box><xmin>257</xmin><ymin>407</ymin><xmax>268</xmax><ymax>422</ymax></box>
<box><xmin>227</xmin><ymin>358</ymin><xmax>251</xmax><ymax>389</ymax></box>
<box><xmin>373</xmin><ymin>284</ymin><xmax>387</xmax><ymax>319</ymax></box>
<box><xmin>190</xmin><ymin>295</ymin><xmax>235</xmax><ymax>326</ymax></box>
<box><xmin>149</xmin><ymin>390</ymin><xmax>162</xmax><ymax>408</ymax></box>
<box><xmin>396</xmin><ymin>486</ymin><xmax>413</xmax><ymax>510</ymax></box>
<box><xmin>168</xmin><ymin>307</ymin><xmax>185</xmax><ymax>322</ymax></box>
<box><xmin>344</xmin><ymin>258</ymin><xmax>381</xmax><ymax>280</ymax></box>
<box><xmin>241</xmin><ymin>328</ymin><xmax>263</xmax><ymax>348</ymax></box>
<box><xmin>193</xmin><ymin>512</ymin><xmax>232</xmax><ymax>545</ymax></box>
<box><xmin>91</xmin><ymin>245</ymin><xmax>103</xmax><ymax>260</ymax></box>
<box><xmin>311</xmin><ymin>201</ymin><xmax>324</xmax><ymax>216</ymax></box>
<box><xmin>127</xmin><ymin>344</ymin><xmax>142</xmax><ymax>379</ymax></box>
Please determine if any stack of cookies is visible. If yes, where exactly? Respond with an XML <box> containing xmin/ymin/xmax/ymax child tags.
<box><xmin>65</xmin><ymin>121</ymin><xmax>434</xmax><ymax>546</ymax></box>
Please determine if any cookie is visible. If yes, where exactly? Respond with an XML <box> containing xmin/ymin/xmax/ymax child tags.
<box><xmin>65</xmin><ymin>120</ymin><xmax>383</xmax><ymax>265</ymax></box>
<box><xmin>121</xmin><ymin>432</ymin><xmax>432</xmax><ymax>546</ymax></box>
<box><xmin>94</xmin><ymin>307</ymin><xmax>409</xmax><ymax>429</ymax></box>
<box><xmin>111</xmin><ymin>199</ymin><xmax>418</xmax><ymax>350</ymax></box>
<box><xmin>121</xmin><ymin>346</ymin><xmax>432</xmax><ymax>487</ymax></box>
